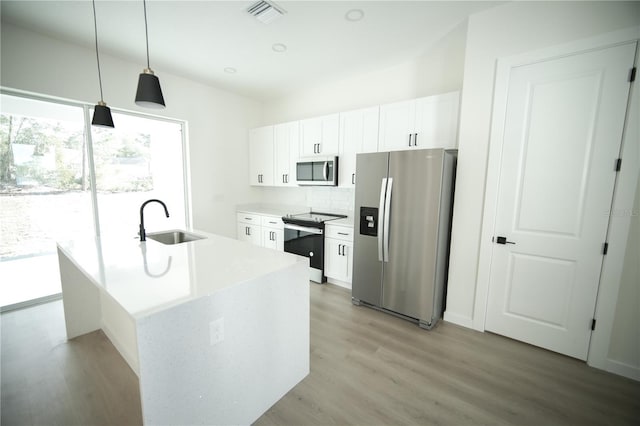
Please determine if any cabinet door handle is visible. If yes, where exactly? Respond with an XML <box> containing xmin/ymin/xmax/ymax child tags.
<box><xmin>318</xmin><ymin>143</ymin><xmax>321</xmax><ymax>153</ymax></box>
<box><xmin>408</xmin><ymin>133</ymin><xmax>413</xmax><ymax>147</ymax></box>
<box><xmin>285</xmin><ymin>174</ymin><xmax>288</xmax><ymax>183</ymax></box>
<box><xmin>414</xmin><ymin>133</ymin><xmax>418</xmax><ymax>146</ymax></box>
<box><xmin>338</xmin><ymin>244</ymin><xmax>342</xmax><ymax>255</ymax></box>
<box><xmin>352</xmin><ymin>173</ymin><xmax>355</xmax><ymax>185</ymax></box>
<box><xmin>337</xmin><ymin>232</ymin><xmax>349</xmax><ymax>236</ymax></box>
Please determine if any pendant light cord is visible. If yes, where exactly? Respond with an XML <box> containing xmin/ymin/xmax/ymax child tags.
<box><xmin>143</xmin><ymin>0</ymin><xmax>150</xmax><ymax>69</ymax></box>
<box><xmin>91</xmin><ymin>0</ymin><xmax>104</xmax><ymax>103</ymax></box>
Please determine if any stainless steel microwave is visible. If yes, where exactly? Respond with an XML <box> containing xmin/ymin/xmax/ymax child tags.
<box><xmin>296</xmin><ymin>157</ymin><xmax>338</xmax><ymax>186</ymax></box>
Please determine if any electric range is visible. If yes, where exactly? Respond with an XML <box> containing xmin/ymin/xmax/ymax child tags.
<box><xmin>282</xmin><ymin>211</ymin><xmax>347</xmax><ymax>282</ymax></box>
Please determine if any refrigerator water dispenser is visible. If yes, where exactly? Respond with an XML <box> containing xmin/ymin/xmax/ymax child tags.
<box><xmin>359</xmin><ymin>207</ymin><xmax>378</xmax><ymax>236</ymax></box>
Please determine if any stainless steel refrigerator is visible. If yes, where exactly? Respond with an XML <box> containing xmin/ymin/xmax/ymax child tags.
<box><xmin>352</xmin><ymin>148</ymin><xmax>456</xmax><ymax>329</ymax></box>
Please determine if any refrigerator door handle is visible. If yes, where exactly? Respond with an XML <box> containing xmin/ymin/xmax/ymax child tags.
<box><xmin>383</xmin><ymin>177</ymin><xmax>393</xmax><ymax>262</ymax></box>
<box><xmin>378</xmin><ymin>178</ymin><xmax>387</xmax><ymax>262</ymax></box>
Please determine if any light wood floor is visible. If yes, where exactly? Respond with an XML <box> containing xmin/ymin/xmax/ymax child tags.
<box><xmin>2</xmin><ymin>283</ymin><xmax>639</xmax><ymax>425</ymax></box>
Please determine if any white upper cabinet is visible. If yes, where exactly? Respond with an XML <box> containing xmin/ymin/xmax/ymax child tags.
<box><xmin>274</xmin><ymin>121</ymin><xmax>299</xmax><ymax>187</ymax></box>
<box><xmin>339</xmin><ymin>106</ymin><xmax>379</xmax><ymax>187</ymax></box>
<box><xmin>249</xmin><ymin>126</ymin><xmax>274</xmax><ymax>186</ymax></box>
<box><xmin>378</xmin><ymin>91</ymin><xmax>460</xmax><ymax>152</ymax></box>
<box><xmin>414</xmin><ymin>91</ymin><xmax>460</xmax><ymax>149</ymax></box>
<box><xmin>378</xmin><ymin>99</ymin><xmax>414</xmax><ymax>151</ymax></box>
<box><xmin>299</xmin><ymin>113</ymin><xmax>340</xmax><ymax>157</ymax></box>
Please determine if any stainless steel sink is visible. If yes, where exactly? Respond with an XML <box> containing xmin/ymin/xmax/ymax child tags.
<box><xmin>146</xmin><ymin>230</ymin><xmax>205</xmax><ymax>245</ymax></box>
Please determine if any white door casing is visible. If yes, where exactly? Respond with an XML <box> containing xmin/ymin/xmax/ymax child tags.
<box><xmin>485</xmin><ymin>42</ymin><xmax>637</xmax><ymax>360</ymax></box>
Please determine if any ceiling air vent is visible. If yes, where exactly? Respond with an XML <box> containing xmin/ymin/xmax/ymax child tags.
<box><xmin>247</xmin><ymin>0</ymin><xmax>286</xmax><ymax>24</ymax></box>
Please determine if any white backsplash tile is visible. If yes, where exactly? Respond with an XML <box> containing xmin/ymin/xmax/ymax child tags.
<box><xmin>308</xmin><ymin>187</ymin><xmax>354</xmax><ymax>213</ymax></box>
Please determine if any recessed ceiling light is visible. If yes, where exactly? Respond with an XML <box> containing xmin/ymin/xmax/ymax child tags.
<box><xmin>224</xmin><ymin>67</ymin><xmax>237</xmax><ymax>74</ymax></box>
<box><xmin>345</xmin><ymin>9</ymin><xmax>364</xmax><ymax>22</ymax></box>
<box><xmin>272</xmin><ymin>43</ymin><xmax>287</xmax><ymax>53</ymax></box>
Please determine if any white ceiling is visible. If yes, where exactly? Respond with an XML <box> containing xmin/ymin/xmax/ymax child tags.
<box><xmin>1</xmin><ymin>1</ymin><xmax>501</xmax><ymax>101</ymax></box>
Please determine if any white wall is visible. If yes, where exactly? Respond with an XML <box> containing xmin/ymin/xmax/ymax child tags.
<box><xmin>445</xmin><ymin>0</ymin><xmax>640</xmax><ymax>326</ymax></box>
<box><xmin>0</xmin><ymin>23</ymin><xmax>262</xmax><ymax>238</ymax></box>
<box><xmin>257</xmin><ymin>20</ymin><xmax>468</xmax><ymax>209</ymax></box>
<box><xmin>443</xmin><ymin>1</ymin><xmax>640</xmax><ymax>378</ymax></box>
<box><xmin>262</xmin><ymin>20</ymin><xmax>468</xmax><ymax>124</ymax></box>
<box><xmin>608</xmin><ymin>174</ymin><xmax>640</xmax><ymax>367</ymax></box>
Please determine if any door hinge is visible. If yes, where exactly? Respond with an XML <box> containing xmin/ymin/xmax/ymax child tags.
<box><xmin>630</xmin><ymin>67</ymin><xmax>637</xmax><ymax>83</ymax></box>
<box><xmin>603</xmin><ymin>242</ymin><xmax>609</xmax><ymax>255</ymax></box>
<box><xmin>615</xmin><ymin>158</ymin><xmax>622</xmax><ymax>172</ymax></box>
<box><xmin>591</xmin><ymin>318</ymin><xmax>597</xmax><ymax>331</ymax></box>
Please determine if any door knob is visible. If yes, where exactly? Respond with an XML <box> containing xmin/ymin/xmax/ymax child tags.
<box><xmin>495</xmin><ymin>236</ymin><xmax>515</xmax><ymax>245</ymax></box>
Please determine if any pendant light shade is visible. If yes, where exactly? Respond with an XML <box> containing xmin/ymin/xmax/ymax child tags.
<box><xmin>135</xmin><ymin>0</ymin><xmax>166</xmax><ymax>109</ymax></box>
<box><xmin>91</xmin><ymin>0</ymin><xmax>114</xmax><ymax>128</ymax></box>
<box><xmin>92</xmin><ymin>101</ymin><xmax>115</xmax><ymax>128</ymax></box>
<box><xmin>135</xmin><ymin>68</ymin><xmax>165</xmax><ymax>108</ymax></box>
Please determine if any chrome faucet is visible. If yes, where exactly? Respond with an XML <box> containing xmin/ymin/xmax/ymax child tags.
<box><xmin>139</xmin><ymin>199</ymin><xmax>170</xmax><ymax>242</ymax></box>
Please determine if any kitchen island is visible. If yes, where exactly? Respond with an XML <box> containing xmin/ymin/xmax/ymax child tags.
<box><xmin>57</xmin><ymin>230</ymin><xmax>309</xmax><ymax>425</ymax></box>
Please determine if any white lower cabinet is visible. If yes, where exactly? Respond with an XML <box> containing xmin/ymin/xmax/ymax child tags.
<box><xmin>237</xmin><ymin>213</ymin><xmax>262</xmax><ymax>246</ymax></box>
<box><xmin>324</xmin><ymin>224</ymin><xmax>354</xmax><ymax>287</ymax></box>
<box><xmin>236</xmin><ymin>212</ymin><xmax>284</xmax><ymax>251</ymax></box>
<box><xmin>261</xmin><ymin>216</ymin><xmax>284</xmax><ymax>251</ymax></box>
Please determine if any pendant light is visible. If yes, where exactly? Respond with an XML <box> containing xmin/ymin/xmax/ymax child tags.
<box><xmin>91</xmin><ymin>0</ymin><xmax>114</xmax><ymax>128</ymax></box>
<box><xmin>135</xmin><ymin>0</ymin><xmax>165</xmax><ymax>108</ymax></box>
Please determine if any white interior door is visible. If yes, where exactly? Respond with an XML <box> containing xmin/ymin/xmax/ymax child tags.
<box><xmin>486</xmin><ymin>42</ymin><xmax>636</xmax><ymax>360</ymax></box>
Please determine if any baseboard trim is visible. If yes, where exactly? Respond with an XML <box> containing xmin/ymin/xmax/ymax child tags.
<box><xmin>443</xmin><ymin>311</ymin><xmax>475</xmax><ymax>330</ymax></box>
<box><xmin>598</xmin><ymin>358</ymin><xmax>640</xmax><ymax>382</ymax></box>
<box><xmin>0</xmin><ymin>292</ymin><xmax>62</xmax><ymax>313</ymax></box>
<box><xmin>326</xmin><ymin>278</ymin><xmax>351</xmax><ymax>290</ymax></box>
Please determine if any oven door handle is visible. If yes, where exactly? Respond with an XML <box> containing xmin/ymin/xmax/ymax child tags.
<box><xmin>284</xmin><ymin>224</ymin><xmax>324</xmax><ymax>235</ymax></box>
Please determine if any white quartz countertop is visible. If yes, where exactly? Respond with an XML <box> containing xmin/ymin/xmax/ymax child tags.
<box><xmin>57</xmin><ymin>230</ymin><xmax>305</xmax><ymax>319</ymax></box>
<box><xmin>237</xmin><ymin>204</ymin><xmax>354</xmax><ymax>227</ymax></box>
<box><xmin>326</xmin><ymin>216</ymin><xmax>354</xmax><ymax>227</ymax></box>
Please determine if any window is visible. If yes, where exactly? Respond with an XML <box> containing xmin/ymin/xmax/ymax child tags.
<box><xmin>0</xmin><ymin>91</ymin><xmax>189</xmax><ymax>309</ymax></box>
<box><xmin>91</xmin><ymin>110</ymin><xmax>187</xmax><ymax>238</ymax></box>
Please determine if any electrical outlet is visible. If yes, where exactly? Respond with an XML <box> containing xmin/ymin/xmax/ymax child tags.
<box><xmin>210</xmin><ymin>318</ymin><xmax>224</xmax><ymax>346</ymax></box>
